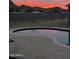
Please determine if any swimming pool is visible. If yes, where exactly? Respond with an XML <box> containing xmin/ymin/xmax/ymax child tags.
<box><xmin>10</xmin><ymin>27</ymin><xmax>69</xmax><ymax>46</ymax></box>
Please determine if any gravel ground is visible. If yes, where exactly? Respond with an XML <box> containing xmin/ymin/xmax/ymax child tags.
<box><xmin>10</xmin><ymin>34</ymin><xmax>70</xmax><ymax>59</ymax></box>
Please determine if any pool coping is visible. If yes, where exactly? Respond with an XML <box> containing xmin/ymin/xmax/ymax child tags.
<box><xmin>9</xmin><ymin>27</ymin><xmax>70</xmax><ymax>48</ymax></box>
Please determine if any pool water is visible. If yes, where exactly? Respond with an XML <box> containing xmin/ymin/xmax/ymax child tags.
<box><xmin>12</xmin><ymin>29</ymin><xmax>69</xmax><ymax>46</ymax></box>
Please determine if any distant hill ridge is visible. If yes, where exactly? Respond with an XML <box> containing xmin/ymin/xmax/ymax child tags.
<box><xmin>9</xmin><ymin>0</ymin><xmax>69</xmax><ymax>13</ymax></box>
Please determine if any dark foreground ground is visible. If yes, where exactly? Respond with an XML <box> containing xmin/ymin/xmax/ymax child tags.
<box><xmin>10</xmin><ymin>18</ymin><xmax>69</xmax><ymax>29</ymax></box>
<box><xmin>9</xmin><ymin>35</ymin><xmax>69</xmax><ymax>59</ymax></box>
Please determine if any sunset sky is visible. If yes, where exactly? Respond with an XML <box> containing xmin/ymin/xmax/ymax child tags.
<box><xmin>11</xmin><ymin>0</ymin><xmax>69</xmax><ymax>9</ymax></box>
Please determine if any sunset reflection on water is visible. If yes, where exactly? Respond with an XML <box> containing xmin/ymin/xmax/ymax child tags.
<box><xmin>13</xmin><ymin>29</ymin><xmax>69</xmax><ymax>45</ymax></box>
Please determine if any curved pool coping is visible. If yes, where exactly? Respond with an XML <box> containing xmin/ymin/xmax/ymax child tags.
<box><xmin>9</xmin><ymin>27</ymin><xmax>70</xmax><ymax>48</ymax></box>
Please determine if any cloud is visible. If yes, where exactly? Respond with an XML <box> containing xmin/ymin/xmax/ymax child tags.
<box><xmin>11</xmin><ymin>0</ymin><xmax>69</xmax><ymax>9</ymax></box>
<box><xmin>12</xmin><ymin>0</ymin><xmax>28</xmax><ymax>2</ymax></box>
<box><xmin>37</xmin><ymin>0</ymin><xmax>53</xmax><ymax>2</ymax></box>
<box><xmin>12</xmin><ymin>0</ymin><xmax>69</xmax><ymax>3</ymax></box>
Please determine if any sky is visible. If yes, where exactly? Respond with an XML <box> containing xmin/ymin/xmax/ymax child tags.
<box><xmin>11</xmin><ymin>0</ymin><xmax>69</xmax><ymax>9</ymax></box>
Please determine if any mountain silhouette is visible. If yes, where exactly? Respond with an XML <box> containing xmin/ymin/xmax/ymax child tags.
<box><xmin>9</xmin><ymin>0</ymin><xmax>69</xmax><ymax>14</ymax></box>
<box><xmin>32</xmin><ymin>7</ymin><xmax>46</xmax><ymax>12</ymax></box>
<box><xmin>18</xmin><ymin>6</ymin><xmax>46</xmax><ymax>12</ymax></box>
<box><xmin>18</xmin><ymin>5</ymin><xmax>33</xmax><ymax>12</ymax></box>
<box><xmin>47</xmin><ymin>7</ymin><xmax>69</xmax><ymax>13</ymax></box>
<box><xmin>9</xmin><ymin>0</ymin><xmax>20</xmax><ymax>12</ymax></box>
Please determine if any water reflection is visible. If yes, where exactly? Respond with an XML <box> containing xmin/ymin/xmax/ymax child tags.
<box><xmin>13</xmin><ymin>29</ymin><xmax>69</xmax><ymax>46</ymax></box>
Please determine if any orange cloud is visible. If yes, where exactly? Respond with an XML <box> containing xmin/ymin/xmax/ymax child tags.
<box><xmin>11</xmin><ymin>0</ymin><xmax>69</xmax><ymax>9</ymax></box>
